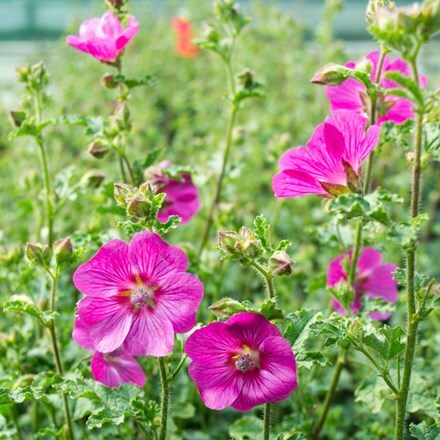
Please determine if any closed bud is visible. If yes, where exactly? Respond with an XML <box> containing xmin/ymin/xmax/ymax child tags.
<box><xmin>355</xmin><ymin>58</ymin><xmax>373</xmax><ymax>74</ymax></box>
<box><xmin>209</xmin><ymin>297</ymin><xmax>249</xmax><ymax>319</ymax></box>
<box><xmin>311</xmin><ymin>63</ymin><xmax>349</xmax><ymax>86</ymax></box>
<box><xmin>80</xmin><ymin>170</ymin><xmax>106</xmax><ymax>188</ymax></box>
<box><xmin>270</xmin><ymin>250</ymin><xmax>294</xmax><ymax>276</ymax></box>
<box><xmin>114</xmin><ymin>183</ymin><xmax>135</xmax><ymax>207</ymax></box>
<box><xmin>237</xmin><ymin>227</ymin><xmax>260</xmax><ymax>258</ymax></box>
<box><xmin>9</xmin><ymin>110</ymin><xmax>27</xmax><ymax>128</ymax></box>
<box><xmin>101</xmin><ymin>73</ymin><xmax>118</xmax><ymax>89</ymax></box>
<box><xmin>105</xmin><ymin>0</ymin><xmax>126</xmax><ymax>10</ymax></box>
<box><xmin>25</xmin><ymin>243</ymin><xmax>52</xmax><ymax>268</ymax></box>
<box><xmin>126</xmin><ymin>195</ymin><xmax>151</xmax><ymax>218</ymax></box>
<box><xmin>88</xmin><ymin>140</ymin><xmax>108</xmax><ymax>159</ymax></box>
<box><xmin>53</xmin><ymin>237</ymin><xmax>73</xmax><ymax>267</ymax></box>
<box><xmin>236</xmin><ymin>68</ymin><xmax>255</xmax><ymax>90</ymax></box>
<box><xmin>218</xmin><ymin>231</ymin><xmax>241</xmax><ymax>254</ymax></box>
<box><xmin>366</xmin><ymin>0</ymin><xmax>394</xmax><ymax>25</ymax></box>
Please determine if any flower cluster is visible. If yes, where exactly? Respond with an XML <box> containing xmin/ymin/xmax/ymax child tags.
<box><xmin>72</xmin><ymin>231</ymin><xmax>203</xmax><ymax>387</ymax></box>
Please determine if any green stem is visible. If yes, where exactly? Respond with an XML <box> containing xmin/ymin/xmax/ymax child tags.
<box><xmin>198</xmin><ymin>103</ymin><xmax>238</xmax><ymax>256</ymax></box>
<box><xmin>171</xmin><ymin>354</ymin><xmax>187</xmax><ymax>381</ymax></box>
<box><xmin>314</xmin><ymin>347</ymin><xmax>347</xmax><ymax>438</ymax></box>
<box><xmin>263</xmin><ymin>403</ymin><xmax>272</xmax><ymax>440</ymax></box>
<box><xmin>395</xmin><ymin>54</ymin><xmax>424</xmax><ymax>440</ymax></box>
<box><xmin>158</xmin><ymin>358</ymin><xmax>170</xmax><ymax>440</ymax></box>
<box><xmin>249</xmin><ymin>261</ymin><xmax>275</xmax><ymax>299</ymax></box>
<box><xmin>48</xmin><ymin>273</ymin><xmax>75</xmax><ymax>440</ymax></box>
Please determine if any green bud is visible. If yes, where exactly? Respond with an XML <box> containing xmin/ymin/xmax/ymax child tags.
<box><xmin>214</xmin><ymin>0</ymin><xmax>249</xmax><ymax>35</ymax></box>
<box><xmin>101</xmin><ymin>73</ymin><xmax>118</xmax><ymax>89</ymax></box>
<box><xmin>218</xmin><ymin>231</ymin><xmax>241</xmax><ymax>254</ymax></box>
<box><xmin>365</xmin><ymin>0</ymin><xmax>394</xmax><ymax>25</ymax></box>
<box><xmin>25</xmin><ymin>243</ymin><xmax>52</xmax><ymax>268</ymax></box>
<box><xmin>270</xmin><ymin>250</ymin><xmax>294</xmax><ymax>276</ymax></box>
<box><xmin>310</xmin><ymin>63</ymin><xmax>349</xmax><ymax>86</ymax></box>
<box><xmin>237</xmin><ymin>227</ymin><xmax>260</xmax><ymax>258</ymax></box>
<box><xmin>88</xmin><ymin>140</ymin><xmax>108</xmax><ymax>159</ymax></box>
<box><xmin>80</xmin><ymin>170</ymin><xmax>106</xmax><ymax>189</ymax></box>
<box><xmin>114</xmin><ymin>183</ymin><xmax>134</xmax><ymax>207</ymax></box>
<box><xmin>8</xmin><ymin>111</ymin><xmax>27</xmax><ymax>128</ymax></box>
<box><xmin>126</xmin><ymin>195</ymin><xmax>151</xmax><ymax>218</ymax></box>
<box><xmin>53</xmin><ymin>237</ymin><xmax>73</xmax><ymax>267</ymax></box>
<box><xmin>209</xmin><ymin>297</ymin><xmax>249</xmax><ymax>319</ymax></box>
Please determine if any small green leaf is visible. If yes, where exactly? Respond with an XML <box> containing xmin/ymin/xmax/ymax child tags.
<box><xmin>259</xmin><ymin>298</ymin><xmax>284</xmax><ymax>320</ymax></box>
<box><xmin>3</xmin><ymin>295</ymin><xmax>56</xmax><ymax>327</ymax></box>
<box><xmin>229</xmin><ymin>416</ymin><xmax>264</xmax><ymax>440</ymax></box>
<box><xmin>409</xmin><ymin>421</ymin><xmax>440</xmax><ymax>440</ymax></box>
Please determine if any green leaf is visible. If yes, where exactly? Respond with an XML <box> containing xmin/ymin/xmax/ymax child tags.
<box><xmin>362</xmin><ymin>325</ymin><xmax>406</xmax><ymax>361</ymax></box>
<box><xmin>409</xmin><ymin>422</ymin><xmax>440</xmax><ymax>440</ymax></box>
<box><xmin>259</xmin><ymin>298</ymin><xmax>284</xmax><ymax>320</ymax></box>
<box><xmin>3</xmin><ymin>295</ymin><xmax>57</xmax><ymax>327</ymax></box>
<box><xmin>253</xmin><ymin>215</ymin><xmax>271</xmax><ymax>254</ymax></box>
<box><xmin>229</xmin><ymin>416</ymin><xmax>264</xmax><ymax>440</ymax></box>
<box><xmin>385</xmin><ymin>72</ymin><xmax>424</xmax><ymax>106</ymax></box>
<box><xmin>355</xmin><ymin>374</ymin><xmax>390</xmax><ymax>413</ymax></box>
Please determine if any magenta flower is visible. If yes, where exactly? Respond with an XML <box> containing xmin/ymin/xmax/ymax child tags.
<box><xmin>73</xmin><ymin>231</ymin><xmax>203</xmax><ymax>357</ymax></box>
<box><xmin>325</xmin><ymin>51</ymin><xmax>427</xmax><ymax>125</ymax></box>
<box><xmin>327</xmin><ymin>247</ymin><xmax>398</xmax><ymax>320</ymax></box>
<box><xmin>72</xmin><ymin>317</ymin><xmax>146</xmax><ymax>388</ymax></box>
<box><xmin>272</xmin><ymin>110</ymin><xmax>380</xmax><ymax>198</ymax></box>
<box><xmin>66</xmin><ymin>12</ymin><xmax>139</xmax><ymax>63</ymax></box>
<box><xmin>147</xmin><ymin>161</ymin><xmax>200</xmax><ymax>225</ymax></box>
<box><xmin>185</xmin><ymin>312</ymin><xmax>297</xmax><ymax>412</ymax></box>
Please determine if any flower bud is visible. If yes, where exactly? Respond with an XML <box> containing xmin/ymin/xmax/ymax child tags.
<box><xmin>209</xmin><ymin>297</ymin><xmax>249</xmax><ymax>319</ymax></box>
<box><xmin>9</xmin><ymin>111</ymin><xmax>27</xmax><ymax>128</ymax></box>
<box><xmin>53</xmin><ymin>237</ymin><xmax>73</xmax><ymax>267</ymax></box>
<box><xmin>114</xmin><ymin>183</ymin><xmax>134</xmax><ymax>207</ymax></box>
<box><xmin>101</xmin><ymin>73</ymin><xmax>118</xmax><ymax>89</ymax></box>
<box><xmin>237</xmin><ymin>227</ymin><xmax>260</xmax><ymax>258</ymax></box>
<box><xmin>25</xmin><ymin>243</ymin><xmax>52</xmax><ymax>268</ymax></box>
<box><xmin>218</xmin><ymin>231</ymin><xmax>241</xmax><ymax>254</ymax></box>
<box><xmin>310</xmin><ymin>63</ymin><xmax>349</xmax><ymax>86</ymax></box>
<box><xmin>80</xmin><ymin>170</ymin><xmax>106</xmax><ymax>188</ymax></box>
<box><xmin>365</xmin><ymin>0</ymin><xmax>394</xmax><ymax>25</ymax></box>
<box><xmin>126</xmin><ymin>195</ymin><xmax>151</xmax><ymax>218</ymax></box>
<box><xmin>88</xmin><ymin>140</ymin><xmax>108</xmax><ymax>159</ymax></box>
<box><xmin>270</xmin><ymin>250</ymin><xmax>294</xmax><ymax>276</ymax></box>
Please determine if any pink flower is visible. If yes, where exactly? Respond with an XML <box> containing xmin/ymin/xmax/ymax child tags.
<box><xmin>325</xmin><ymin>51</ymin><xmax>427</xmax><ymax>125</ymax></box>
<box><xmin>327</xmin><ymin>247</ymin><xmax>398</xmax><ymax>320</ymax></box>
<box><xmin>73</xmin><ymin>317</ymin><xmax>146</xmax><ymax>388</ymax></box>
<box><xmin>172</xmin><ymin>18</ymin><xmax>199</xmax><ymax>58</ymax></box>
<box><xmin>147</xmin><ymin>161</ymin><xmax>200</xmax><ymax>225</ymax></box>
<box><xmin>272</xmin><ymin>110</ymin><xmax>380</xmax><ymax>198</ymax></box>
<box><xmin>73</xmin><ymin>231</ymin><xmax>203</xmax><ymax>357</ymax></box>
<box><xmin>66</xmin><ymin>12</ymin><xmax>139</xmax><ymax>63</ymax></box>
<box><xmin>185</xmin><ymin>312</ymin><xmax>297</xmax><ymax>412</ymax></box>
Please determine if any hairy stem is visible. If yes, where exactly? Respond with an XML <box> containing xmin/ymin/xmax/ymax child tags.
<box><xmin>394</xmin><ymin>54</ymin><xmax>423</xmax><ymax>440</ymax></box>
<box><xmin>48</xmin><ymin>273</ymin><xmax>75</xmax><ymax>440</ymax></box>
<box><xmin>158</xmin><ymin>357</ymin><xmax>170</xmax><ymax>440</ymax></box>
<box><xmin>314</xmin><ymin>347</ymin><xmax>346</xmax><ymax>438</ymax></box>
<box><xmin>249</xmin><ymin>261</ymin><xmax>275</xmax><ymax>299</ymax></box>
<box><xmin>263</xmin><ymin>403</ymin><xmax>272</xmax><ymax>440</ymax></box>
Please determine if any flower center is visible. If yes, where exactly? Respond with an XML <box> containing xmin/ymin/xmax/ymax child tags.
<box><xmin>130</xmin><ymin>285</ymin><xmax>157</xmax><ymax>310</ymax></box>
<box><xmin>235</xmin><ymin>354</ymin><xmax>254</xmax><ymax>372</ymax></box>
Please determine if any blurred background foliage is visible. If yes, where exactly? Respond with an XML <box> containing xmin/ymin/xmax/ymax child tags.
<box><xmin>0</xmin><ymin>0</ymin><xmax>439</xmax><ymax>439</ymax></box>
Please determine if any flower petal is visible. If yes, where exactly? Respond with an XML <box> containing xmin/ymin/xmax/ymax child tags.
<box><xmin>226</xmin><ymin>313</ymin><xmax>281</xmax><ymax>349</ymax></box>
<box><xmin>188</xmin><ymin>361</ymin><xmax>242</xmax><ymax>410</ymax></box>
<box><xmin>326</xmin><ymin>78</ymin><xmax>365</xmax><ymax>113</ymax></box>
<box><xmin>72</xmin><ymin>316</ymin><xmax>94</xmax><ymax>350</ymax></box>
<box><xmin>77</xmin><ymin>296</ymin><xmax>132</xmax><ymax>353</ymax></box>
<box><xmin>91</xmin><ymin>351</ymin><xmax>146</xmax><ymax>388</ymax></box>
<box><xmin>123</xmin><ymin>308</ymin><xmax>174</xmax><ymax>357</ymax></box>
<box><xmin>356</xmin><ymin>247</ymin><xmax>382</xmax><ymax>277</ymax></box>
<box><xmin>116</xmin><ymin>16</ymin><xmax>139</xmax><ymax>51</ymax></box>
<box><xmin>326</xmin><ymin>255</ymin><xmax>347</xmax><ymax>287</ymax></box>
<box><xmin>98</xmin><ymin>12</ymin><xmax>124</xmax><ymax>39</ymax></box>
<box><xmin>73</xmin><ymin>239</ymin><xmax>133</xmax><ymax>298</ymax></box>
<box><xmin>129</xmin><ymin>231</ymin><xmax>189</xmax><ymax>282</ymax></box>
<box><xmin>362</xmin><ymin>263</ymin><xmax>398</xmax><ymax>302</ymax></box>
<box><xmin>155</xmin><ymin>272</ymin><xmax>204</xmax><ymax>334</ymax></box>
<box><xmin>272</xmin><ymin>170</ymin><xmax>326</xmax><ymax>198</ymax></box>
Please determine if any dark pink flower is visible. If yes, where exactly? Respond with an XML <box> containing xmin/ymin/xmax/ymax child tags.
<box><xmin>272</xmin><ymin>110</ymin><xmax>380</xmax><ymax>198</ymax></box>
<box><xmin>66</xmin><ymin>12</ymin><xmax>139</xmax><ymax>63</ymax></box>
<box><xmin>147</xmin><ymin>161</ymin><xmax>200</xmax><ymax>225</ymax></box>
<box><xmin>185</xmin><ymin>312</ymin><xmax>297</xmax><ymax>412</ymax></box>
<box><xmin>326</xmin><ymin>51</ymin><xmax>427</xmax><ymax>125</ymax></box>
<box><xmin>327</xmin><ymin>247</ymin><xmax>398</xmax><ymax>320</ymax></box>
<box><xmin>73</xmin><ymin>317</ymin><xmax>146</xmax><ymax>388</ymax></box>
<box><xmin>172</xmin><ymin>18</ymin><xmax>199</xmax><ymax>58</ymax></box>
<box><xmin>73</xmin><ymin>231</ymin><xmax>203</xmax><ymax>356</ymax></box>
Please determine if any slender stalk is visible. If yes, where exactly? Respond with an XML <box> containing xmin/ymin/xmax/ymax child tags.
<box><xmin>198</xmin><ymin>103</ymin><xmax>238</xmax><ymax>256</ymax></box>
<box><xmin>171</xmin><ymin>354</ymin><xmax>187</xmax><ymax>381</ymax></box>
<box><xmin>47</xmin><ymin>273</ymin><xmax>75</xmax><ymax>440</ymax></box>
<box><xmin>249</xmin><ymin>261</ymin><xmax>275</xmax><ymax>299</ymax></box>
<box><xmin>394</xmin><ymin>54</ymin><xmax>423</xmax><ymax>440</ymax></box>
<box><xmin>158</xmin><ymin>358</ymin><xmax>170</xmax><ymax>440</ymax></box>
<box><xmin>34</xmin><ymin>88</ymin><xmax>54</xmax><ymax>245</ymax></box>
<box><xmin>263</xmin><ymin>403</ymin><xmax>272</xmax><ymax>440</ymax></box>
<box><xmin>314</xmin><ymin>347</ymin><xmax>346</xmax><ymax>438</ymax></box>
